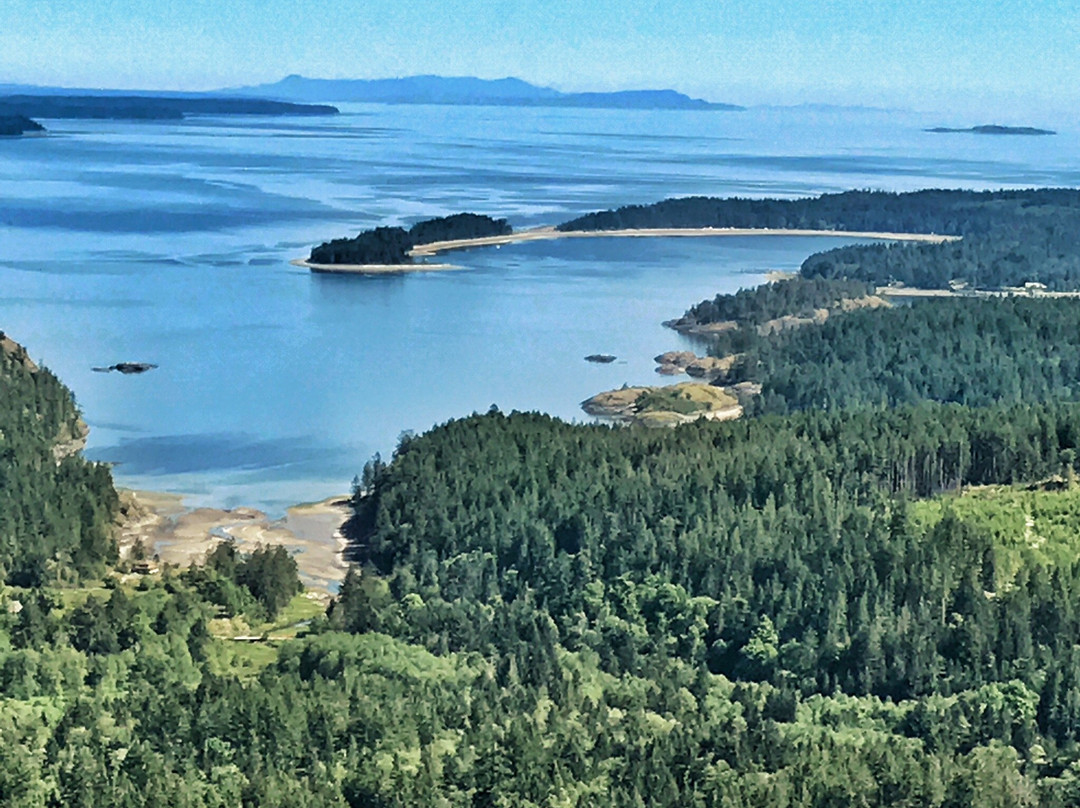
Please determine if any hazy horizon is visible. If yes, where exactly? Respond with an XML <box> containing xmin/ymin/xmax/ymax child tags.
<box><xmin>3</xmin><ymin>0</ymin><xmax>1077</xmax><ymax>122</ymax></box>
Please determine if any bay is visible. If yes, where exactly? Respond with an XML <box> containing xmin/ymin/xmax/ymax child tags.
<box><xmin>3</xmin><ymin>103</ymin><xmax>1079</xmax><ymax>512</ymax></box>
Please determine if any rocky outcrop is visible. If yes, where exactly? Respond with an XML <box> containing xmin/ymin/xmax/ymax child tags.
<box><xmin>582</xmin><ymin>386</ymin><xmax>647</xmax><ymax>418</ymax></box>
<box><xmin>654</xmin><ymin>351</ymin><xmax>738</xmax><ymax>380</ymax></box>
<box><xmin>685</xmin><ymin>355</ymin><xmax>739</xmax><ymax>378</ymax></box>
<box><xmin>1</xmin><ymin>331</ymin><xmax>90</xmax><ymax>461</ymax></box>
<box><xmin>654</xmin><ymin>351</ymin><xmax>697</xmax><ymax>374</ymax></box>
<box><xmin>51</xmin><ymin>418</ymin><xmax>89</xmax><ymax>462</ymax></box>
<box><xmin>662</xmin><ymin>317</ymin><xmax>738</xmax><ymax>336</ymax></box>
<box><xmin>0</xmin><ymin>332</ymin><xmax>38</xmax><ymax>371</ymax></box>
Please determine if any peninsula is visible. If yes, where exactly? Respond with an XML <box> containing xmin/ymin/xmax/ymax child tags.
<box><xmin>0</xmin><ymin>93</ymin><xmax>338</xmax><ymax>121</ymax></box>
<box><xmin>306</xmin><ymin>188</ymin><xmax>1080</xmax><ymax>290</ymax></box>
<box><xmin>302</xmin><ymin>189</ymin><xmax>972</xmax><ymax>272</ymax></box>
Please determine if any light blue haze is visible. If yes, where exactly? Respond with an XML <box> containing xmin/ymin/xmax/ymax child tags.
<box><xmin>2</xmin><ymin>0</ymin><xmax>1079</xmax><ymax>115</ymax></box>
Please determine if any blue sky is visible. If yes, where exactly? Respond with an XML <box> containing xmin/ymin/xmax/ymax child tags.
<box><xmin>2</xmin><ymin>0</ymin><xmax>1077</xmax><ymax>115</ymax></box>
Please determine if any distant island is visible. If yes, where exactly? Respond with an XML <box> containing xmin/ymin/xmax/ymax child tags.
<box><xmin>926</xmin><ymin>124</ymin><xmax>1056</xmax><ymax>136</ymax></box>
<box><xmin>303</xmin><ymin>192</ymin><xmax>964</xmax><ymax>271</ymax></box>
<box><xmin>231</xmin><ymin>74</ymin><xmax>743</xmax><ymax>111</ymax></box>
<box><xmin>0</xmin><ymin>114</ymin><xmax>44</xmax><ymax>135</ymax></box>
<box><xmin>0</xmin><ymin>94</ymin><xmax>337</xmax><ymax>121</ymax></box>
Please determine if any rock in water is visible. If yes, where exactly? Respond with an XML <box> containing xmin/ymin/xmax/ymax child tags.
<box><xmin>92</xmin><ymin>362</ymin><xmax>158</xmax><ymax>374</ymax></box>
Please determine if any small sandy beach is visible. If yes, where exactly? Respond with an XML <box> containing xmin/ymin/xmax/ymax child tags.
<box><xmin>118</xmin><ymin>490</ymin><xmax>352</xmax><ymax>591</ymax></box>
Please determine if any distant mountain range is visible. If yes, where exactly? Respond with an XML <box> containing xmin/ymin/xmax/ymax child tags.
<box><xmin>227</xmin><ymin>75</ymin><xmax>743</xmax><ymax>111</ymax></box>
<box><xmin>0</xmin><ymin>75</ymin><xmax>741</xmax><ymax>116</ymax></box>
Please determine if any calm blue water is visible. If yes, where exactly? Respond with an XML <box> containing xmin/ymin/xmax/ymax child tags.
<box><xmin>4</xmin><ymin>104</ymin><xmax>1080</xmax><ymax>512</ymax></box>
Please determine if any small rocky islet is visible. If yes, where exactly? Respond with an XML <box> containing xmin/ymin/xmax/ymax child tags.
<box><xmin>92</xmin><ymin>362</ymin><xmax>158</xmax><ymax>374</ymax></box>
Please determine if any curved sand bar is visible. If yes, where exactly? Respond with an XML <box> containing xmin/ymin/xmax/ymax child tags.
<box><xmin>298</xmin><ymin>226</ymin><xmax>958</xmax><ymax>273</ymax></box>
<box><xmin>408</xmin><ymin>226</ymin><xmax>958</xmax><ymax>257</ymax></box>
<box><xmin>291</xmin><ymin>258</ymin><xmax>460</xmax><ymax>274</ymax></box>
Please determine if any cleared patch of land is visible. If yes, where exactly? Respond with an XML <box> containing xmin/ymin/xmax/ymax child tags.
<box><xmin>907</xmin><ymin>480</ymin><xmax>1080</xmax><ymax>591</ymax></box>
<box><xmin>408</xmin><ymin>226</ymin><xmax>958</xmax><ymax>258</ymax></box>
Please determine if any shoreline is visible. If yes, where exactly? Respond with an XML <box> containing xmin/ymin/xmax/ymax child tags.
<box><xmin>878</xmin><ymin>286</ymin><xmax>1080</xmax><ymax>299</ymax></box>
<box><xmin>298</xmin><ymin>226</ymin><xmax>959</xmax><ymax>274</ymax></box>
<box><xmin>291</xmin><ymin>258</ymin><xmax>459</xmax><ymax>274</ymax></box>
<box><xmin>408</xmin><ymin>225</ymin><xmax>958</xmax><ymax>256</ymax></box>
<box><xmin>118</xmin><ymin>489</ymin><xmax>352</xmax><ymax>592</ymax></box>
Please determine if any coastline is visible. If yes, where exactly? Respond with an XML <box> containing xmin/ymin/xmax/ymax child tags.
<box><xmin>118</xmin><ymin>489</ymin><xmax>352</xmax><ymax>592</ymax></box>
<box><xmin>582</xmin><ymin>381</ymin><xmax>745</xmax><ymax>427</ymax></box>
<box><xmin>291</xmin><ymin>258</ymin><xmax>459</xmax><ymax>274</ymax></box>
<box><xmin>408</xmin><ymin>225</ymin><xmax>959</xmax><ymax>256</ymax></box>
<box><xmin>298</xmin><ymin>226</ymin><xmax>959</xmax><ymax>274</ymax></box>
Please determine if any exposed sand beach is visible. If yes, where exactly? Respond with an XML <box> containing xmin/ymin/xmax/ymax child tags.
<box><xmin>117</xmin><ymin>490</ymin><xmax>352</xmax><ymax>591</ymax></box>
<box><xmin>298</xmin><ymin>226</ymin><xmax>958</xmax><ymax>274</ymax></box>
<box><xmin>407</xmin><ymin>226</ymin><xmax>959</xmax><ymax>257</ymax></box>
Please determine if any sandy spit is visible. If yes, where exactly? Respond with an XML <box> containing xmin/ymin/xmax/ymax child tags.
<box><xmin>291</xmin><ymin>258</ymin><xmax>459</xmax><ymax>274</ymax></box>
<box><xmin>295</xmin><ymin>227</ymin><xmax>958</xmax><ymax>272</ymax></box>
<box><xmin>407</xmin><ymin>226</ymin><xmax>959</xmax><ymax>257</ymax></box>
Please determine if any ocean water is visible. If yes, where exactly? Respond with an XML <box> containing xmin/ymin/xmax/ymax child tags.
<box><xmin>3</xmin><ymin>104</ymin><xmax>1080</xmax><ymax>512</ymax></box>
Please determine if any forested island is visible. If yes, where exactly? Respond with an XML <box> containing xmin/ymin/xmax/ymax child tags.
<box><xmin>0</xmin><ymin>114</ymin><xmax>44</xmax><ymax>135</ymax></box>
<box><xmin>0</xmin><ymin>94</ymin><xmax>338</xmax><ymax>121</ymax></box>
<box><xmin>927</xmin><ymin>125</ymin><xmax>1056</xmax><ymax>136</ymax></box>
<box><xmin>309</xmin><ymin>212</ymin><xmax>512</xmax><ymax>265</ymax></box>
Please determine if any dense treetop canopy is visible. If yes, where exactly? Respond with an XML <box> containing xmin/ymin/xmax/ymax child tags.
<box><xmin>310</xmin><ymin>213</ymin><xmax>511</xmax><ymax>265</ymax></box>
<box><xmin>564</xmin><ymin>189</ymin><xmax>1080</xmax><ymax>290</ymax></box>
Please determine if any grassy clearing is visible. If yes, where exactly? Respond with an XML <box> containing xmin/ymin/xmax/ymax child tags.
<box><xmin>636</xmin><ymin>383</ymin><xmax>738</xmax><ymax>415</ymax></box>
<box><xmin>207</xmin><ymin>591</ymin><xmax>326</xmax><ymax>640</ymax></box>
<box><xmin>909</xmin><ymin>481</ymin><xmax>1080</xmax><ymax>588</ymax></box>
<box><xmin>205</xmin><ymin>593</ymin><xmax>328</xmax><ymax>676</ymax></box>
